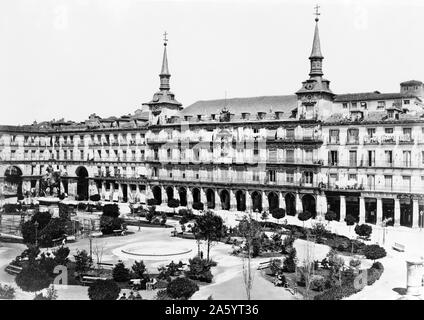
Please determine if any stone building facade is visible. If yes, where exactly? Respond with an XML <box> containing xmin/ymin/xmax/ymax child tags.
<box><xmin>1</xmin><ymin>15</ymin><xmax>423</xmax><ymax>228</ymax></box>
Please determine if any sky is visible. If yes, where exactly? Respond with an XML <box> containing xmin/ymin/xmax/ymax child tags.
<box><xmin>1</xmin><ymin>0</ymin><xmax>424</xmax><ymax>125</ymax></box>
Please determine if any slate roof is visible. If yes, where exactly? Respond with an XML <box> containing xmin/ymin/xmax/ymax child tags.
<box><xmin>179</xmin><ymin>95</ymin><xmax>298</xmax><ymax>119</ymax></box>
<box><xmin>334</xmin><ymin>92</ymin><xmax>419</xmax><ymax>102</ymax></box>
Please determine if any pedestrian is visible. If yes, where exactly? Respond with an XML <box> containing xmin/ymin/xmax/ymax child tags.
<box><xmin>135</xmin><ymin>292</ymin><xmax>142</xmax><ymax>300</ymax></box>
<box><xmin>128</xmin><ymin>291</ymin><xmax>135</xmax><ymax>300</ymax></box>
<box><xmin>119</xmin><ymin>293</ymin><xmax>127</xmax><ymax>300</ymax></box>
<box><xmin>200</xmin><ymin>251</ymin><xmax>204</xmax><ymax>259</ymax></box>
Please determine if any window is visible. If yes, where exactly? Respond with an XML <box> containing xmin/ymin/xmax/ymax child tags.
<box><xmin>80</xmin><ymin>150</ymin><xmax>84</xmax><ymax>160</ymax></box>
<box><xmin>329</xmin><ymin>129</ymin><xmax>339</xmax><ymax>144</ymax></box>
<box><xmin>360</xmin><ymin>102</ymin><xmax>367</xmax><ymax>108</ymax></box>
<box><xmin>329</xmin><ymin>150</ymin><xmax>338</xmax><ymax>166</ymax></box>
<box><xmin>268</xmin><ymin>170</ymin><xmax>276</xmax><ymax>182</ymax></box>
<box><xmin>351</xmin><ymin>102</ymin><xmax>357</xmax><ymax>109</ymax></box>
<box><xmin>403</xmin><ymin>151</ymin><xmax>411</xmax><ymax>167</ymax></box>
<box><xmin>422</xmin><ymin>151</ymin><xmax>424</xmax><ymax>165</ymax></box>
<box><xmin>367</xmin><ymin>175</ymin><xmax>375</xmax><ymax>190</ymax></box>
<box><xmin>154</xmin><ymin>148</ymin><xmax>159</xmax><ymax>160</ymax></box>
<box><xmin>348</xmin><ymin>174</ymin><xmax>357</xmax><ymax>181</ymax></box>
<box><xmin>404</xmin><ymin>100</ymin><xmax>410</xmax><ymax>105</ymax></box>
<box><xmin>347</xmin><ymin>128</ymin><xmax>359</xmax><ymax>144</ymax></box>
<box><xmin>286</xmin><ymin>149</ymin><xmax>295</xmax><ymax>162</ymax></box>
<box><xmin>385</xmin><ymin>128</ymin><xmax>393</xmax><ymax>134</ymax></box>
<box><xmin>152</xmin><ymin>167</ymin><xmax>158</xmax><ymax>177</ymax></box>
<box><xmin>305</xmin><ymin>150</ymin><xmax>313</xmax><ymax>163</ymax></box>
<box><xmin>377</xmin><ymin>101</ymin><xmax>385</xmax><ymax>109</ymax></box>
<box><xmin>384</xmin><ymin>175</ymin><xmax>393</xmax><ymax>190</ymax></box>
<box><xmin>402</xmin><ymin>176</ymin><xmax>411</xmax><ymax>192</ymax></box>
<box><xmin>342</xmin><ymin>103</ymin><xmax>348</xmax><ymax>109</ymax></box>
<box><xmin>167</xmin><ymin>149</ymin><xmax>172</xmax><ymax>159</ymax></box>
<box><xmin>303</xmin><ymin>171</ymin><xmax>313</xmax><ymax>184</ymax></box>
<box><xmin>286</xmin><ymin>128</ymin><xmax>295</xmax><ymax>139</ymax></box>
<box><xmin>252</xmin><ymin>171</ymin><xmax>260</xmax><ymax>182</ymax></box>
<box><xmin>367</xmin><ymin>128</ymin><xmax>376</xmax><ymax>137</ymax></box>
<box><xmin>368</xmin><ymin>150</ymin><xmax>375</xmax><ymax>166</ymax></box>
<box><xmin>385</xmin><ymin>150</ymin><xmax>393</xmax><ymax>165</ymax></box>
<box><xmin>286</xmin><ymin>170</ymin><xmax>294</xmax><ymax>183</ymax></box>
<box><xmin>403</xmin><ymin>128</ymin><xmax>412</xmax><ymax>137</ymax></box>
<box><xmin>349</xmin><ymin>150</ymin><xmax>357</xmax><ymax>166</ymax></box>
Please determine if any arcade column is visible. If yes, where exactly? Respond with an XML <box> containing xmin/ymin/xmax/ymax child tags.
<box><xmin>359</xmin><ymin>197</ymin><xmax>366</xmax><ymax>224</ymax></box>
<box><xmin>339</xmin><ymin>195</ymin><xmax>346</xmax><ymax>223</ymax></box>
<box><xmin>394</xmin><ymin>198</ymin><xmax>401</xmax><ymax>227</ymax></box>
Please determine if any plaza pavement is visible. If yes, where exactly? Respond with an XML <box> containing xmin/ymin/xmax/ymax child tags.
<box><xmin>1</xmin><ymin>205</ymin><xmax>424</xmax><ymax>299</ymax></box>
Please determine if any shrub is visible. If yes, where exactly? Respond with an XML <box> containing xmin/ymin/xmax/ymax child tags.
<box><xmin>147</xmin><ymin>198</ymin><xmax>158</xmax><ymax>206</ymax></box>
<box><xmin>311</xmin><ymin>276</ymin><xmax>326</xmax><ymax>292</ymax></box>
<box><xmin>355</xmin><ymin>224</ymin><xmax>372</xmax><ymax>239</ymax></box>
<box><xmin>102</xmin><ymin>203</ymin><xmax>120</xmax><ymax>218</ymax></box>
<box><xmin>325</xmin><ymin>211</ymin><xmax>337</xmax><ymax>221</ymax></box>
<box><xmin>0</xmin><ymin>283</ymin><xmax>15</xmax><ymax>299</ymax></box>
<box><xmin>33</xmin><ymin>286</ymin><xmax>57</xmax><ymax>300</ymax></box>
<box><xmin>166</xmin><ymin>277</ymin><xmax>199</xmax><ymax>300</ymax></box>
<box><xmin>311</xmin><ymin>222</ymin><xmax>329</xmax><ymax>243</ymax></box>
<box><xmin>345</xmin><ymin>214</ymin><xmax>356</xmax><ymax>226</ymax></box>
<box><xmin>186</xmin><ymin>257</ymin><xmax>214</xmax><ymax>283</ymax></box>
<box><xmin>271</xmin><ymin>208</ymin><xmax>285</xmax><ymax>220</ymax></box>
<box><xmin>349</xmin><ymin>258</ymin><xmax>361</xmax><ymax>269</ymax></box>
<box><xmin>58</xmin><ymin>193</ymin><xmax>66</xmax><ymax>200</ymax></box>
<box><xmin>269</xmin><ymin>259</ymin><xmax>282</xmax><ymax>276</ymax></box>
<box><xmin>281</xmin><ymin>233</ymin><xmax>296</xmax><ymax>254</ymax></box>
<box><xmin>152</xmin><ymin>217</ymin><xmax>161</xmax><ymax>225</ymax></box>
<box><xmin>131</xmin><ymin>260</ymin><xmax>147</xmax><ymax>280</ymax></box>
<box><xmin>74</xmin><ymin>249</ymin><xmax>93</xmax><ymax>274</ymax></box>
<box><xmin>283</xmin><ymin>248</ymin><xmax>297</xmax><ymax>273</ymax></box>
<box><xmin>100</xmin><ymin>215</ymin><xmax>123</xmax><ymax>234</ymax></box>
<box><xmin>192</xmin><ymin>202</ymin><xmax>204</xmax><ymax>211</ymax></box>
<box><xmin>298</xmin><ymin>211</ymin><xmax>312</xmax><ymax>222</ymax></box>
<box><xmin>88</xmin><ymin>279</ymin><xmax>120</xmax><ymax>300</ymax></box>
<box><xmin>89</xmin><ymin>194</ymin><xmax>101</xmax><ymax>201</ymax></box>
<box><xmin>155</xmin><ymin>289</ymin><xmax>171</xmax><ymax>300</ymax></box>
<box><xmin>146</xmin><ymin>206</ymin><xmax>156</xmax><ymax>222</ymax></box>
<box><xmin>15</xmin><ymin>264</ymin><xmax>51</xmax><ymax>292</ymax></box>
<box><xmin>77</xmin><ymin>202</ymin><xmax>87</xmax><ymax>211</ymax></box>
<box><xmin>3</xmin><ymin>203</ymin><xmax>19</xmax><ymax>213</ymax></box>
<box><xmin>363</xmin><ymin>244</ymin><xmax>386</xmax><ymax>260</ymax></box>
<box><xmin>168</xmin><ymin>198</ymin><xmax>180</xmax><ymax>208</ymax></box>
<box><xmin>112</xmin><ymin>261</ymin><xmax>131</xmax><ymax>282</ymax></box>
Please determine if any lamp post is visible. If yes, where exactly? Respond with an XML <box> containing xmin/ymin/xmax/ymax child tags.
<box><xmin>34</xmin><ymin>221</ymin><xmax>39</xmax><ymax>246</ymax></box>
<box><xmin>381</xmin><ymin>217</ymin><xmax>392</xmax><ymax>246</ymax></box>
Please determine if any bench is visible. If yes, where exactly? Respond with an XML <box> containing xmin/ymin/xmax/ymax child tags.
<box><xmin>66</xmin><ymin>235</ymin><xmax>76</xmax><ymax>242</ymax></box>
<box><xmin>257</xmin><ymin>260</ymin><xmax>273</xmax><ymax>270</ymax></box>
<box><xmin>97</xmin><ymin>262</ymin><xmax>114</xmax><ymax>270</ymax></box>
<box><xmin>393</xmin><ymin>242</ymin><xmax>406</xmax><ymax>252</ymax></box>
<box><xmin>5</xmin><ymin>264</ymin><xmax>22</xmax><ymax>275</ymax></box>
<box><xmin>81</xmin><ymin>275</ymin><xmax>107</xmax><ymax>286</ymax></box>
<box><xmin>113</xmin><ymin>229</ymin><xmax>126</xmax><ymax>236</ymax></box>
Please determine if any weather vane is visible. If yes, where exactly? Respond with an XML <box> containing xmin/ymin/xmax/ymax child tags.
<box><xmin>314</xmin><ymin>4</ymin><xmax>320</xmax><ymax>22</ymax></box>
<box><xmin>163</xmin><ymin>31</ymin><xmax>168</xmax><ymax>46</ymax></box>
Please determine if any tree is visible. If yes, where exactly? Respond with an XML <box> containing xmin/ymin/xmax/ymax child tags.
<box><xmin>102</xmin><ymin>203</ymin><xmax>120</xmax><ymax>218</ymax></box>
<box><xmin>363</xmin><ymin>244</ymin><xmax>386</xmax><ymax>261</ymax></box>
<box><xmin>92</xmin><ymin>241</ymin><xmax>106</xmax><ymax>275</ymax></box>
<box><xmin>194</xmin><ymin>210</ymin><xmax>224</xmax><ymax>261</ymax></box>
<box><xmin>298</xmin><ymin>211</ymin><xmax>312</xmax><ymax>227</ymax></box>
<box><xmin>185</xmin><ymin>256</ymin><xmax>213</xmax><ymax>283</ymax></box>
<box><xmin>145</xmin><ymin>206</ymin><xmax>156</xmax><ymax>222</ymax></box>
<box><xmin>131</xmin><ymin>260</ymin><xmax>147</xmax><ymax>279</ymax></box>
<box><xmin>325</xmin><ymin>211</ymin><xmax>337</xmax><ymax>222</ymax></box>
<box><xmin>88</xmin><ymin>279</ymin><xmax>120</xmax><ymax>300</ymax></box>
<box><xmin>271</xmin><ymin>208</ymin><xmax>285</xmax><ymax>221</ymax></box>
<box><xmin>15</xmin><ymin>264</ymin><xmax>51</xmax><ymax>292</ymax></box>
<box><xmin>345</xmin><ymin>214</ymin><xmax>356</xmax><ymax>226</ymax></box>
<box><xmin>238</xmin><ymin>214</ymin><xmax>262</xmax><ymax>300</ymax></box>
<box><xmin>74</xmin><ymin>250</ymin><xmax>92</xmax><ymax>274</ymax></box>
<box><xmin>166</xmin><ymin>277</ymin><xmax>199</xmax><ymax>300</ymax></box>
<box><xmin>283</xmin><ymin>247</ymin><xmax>297</xmax><ymax>273</ymax></box>
<box><xmin>100</xmin><ymin>215</ymin><xmax>123</xmax><ymax>234</ymax></box>
<box><xmin>112</xmin><ymin>261</ymin><xmax>130</xmax><ymax>282</ymax></box>
<box><xmin>355</xmin><ymin>224</ymin><xmax>372</xmax><ymax>240</ymax></box>
<box><xmin>168</xmin><ymin>198</ymin><xmax>180</xmax><ymax>209</ymax></box>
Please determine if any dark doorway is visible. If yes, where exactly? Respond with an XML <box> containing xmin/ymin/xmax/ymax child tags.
<box><xmin>236</xmin><ymin>190</ymin><xmax>246</xmax><ymax>212</ymax></box>
<box><xmin>400</xmin><ymin>198</ymin><xmax>413</xmax><ymax>227</ymax></box>
<box><xmin>206</xmin><ymin>189</ymin><xmax>215</xmax><ymax>209</ymax></box>
<box><xmin>268</xmin><ymin>192</ymin><xmax>279</xmax><ymax>212</ymax></box>
<box><xmin>179</xmin><ymin>187</ymin><xmax>187</xmax><ymax>206</ymax></box>
<box><xmin>285</xmin><ymin>193</ymin><xmax>296</xmax><ymax>216</ymax></box>
<box><xmin>220</xmin><ymin>190</ymin><xmax>230</xmax><ymax>210</ymax></box>
<box><xmin>75</xmin><ymin>166</ymin><xmax>89</xmax><ymax>200</ymax></box>
<box><xmin>302</xmin><ymin>194</ymin><xmax>316</xmax><ymax>218</ymax></box>
<box><xmin>365</xmin><ymin>198</ymin><xmax>377</xmax><ymax>224</ymax></box>
<box><xmin>251</xmin><ymin>191</ymin><xmax>262</xmax><ymax>212</ymax></box>
<box><xmin>152</xmin><ymin>186</ymin><xmax>162</xmax><ymax>204</ymax></box>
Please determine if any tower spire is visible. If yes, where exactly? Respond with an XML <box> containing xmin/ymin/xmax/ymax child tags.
<box><xmin>309</xmin><ymin>5</ymin><xmax>323</xmax><ymax>77</ymax></box>
<box><xmin>159</xmin><ymin>31</ymin><xmax>170</xmax><ymax>90</ymax></box>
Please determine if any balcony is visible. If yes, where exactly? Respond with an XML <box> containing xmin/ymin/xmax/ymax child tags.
<box><xmin>398</xmin><ymin>135</ymin><xmax>414</xmax><ymax>145</ymax></box>
<box><xmin>363</xmin><ymin>135</ymin><xmax>379</xmax><ymax>145</ymax></box>
<box><xmin>381</xmin><ymin>135</ymin><xmax>396</xmax><ymax>145</ymax></box>
<box><xmin>345</xmin><ymin>138</ymin><xmax>360</xmax><ymax>145</ymax></box>
<box><xmin>327</xmin><ymin>137</ymin><xmax>340</xmax><ymax>145</ymax></box>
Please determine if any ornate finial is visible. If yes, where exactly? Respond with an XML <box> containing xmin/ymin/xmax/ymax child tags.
<box><xmin>163</xmin><ymin>31</ymin><xmax>168</xmax><ymax>46</ymax></box>
<box><xmin>314</xmin><ymin>4</ymin><xmax>320</xmax><ymax>22</ymax></box>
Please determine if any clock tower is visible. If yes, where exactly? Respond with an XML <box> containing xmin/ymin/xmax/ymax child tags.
<box><xmin>143</xmin><ymin>32</ymin><xmax>182</xmax><ymax>125</ymax></box>
<box><xmin>296</xmin><ymin>7</ymin><xmax>334</xmax><ymax>120</ymax></box>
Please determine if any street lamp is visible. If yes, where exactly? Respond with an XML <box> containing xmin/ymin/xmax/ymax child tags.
<box><xmin>34</xmin><ymin>221</ymin><xmax>39</xmax><ymax>246</ymax></box>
